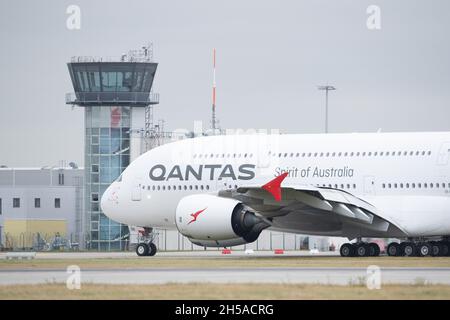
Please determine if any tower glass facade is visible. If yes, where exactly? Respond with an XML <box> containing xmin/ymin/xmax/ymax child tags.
<box><xmin>85</xmin><ymin>106</ymin><xmax>131</xmax><ymax>250</ymax></box>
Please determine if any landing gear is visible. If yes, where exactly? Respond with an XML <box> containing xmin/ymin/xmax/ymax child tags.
<box><xmin>368</xmin><ymin>243</ymin><xmax>381</xmax><ymax>257</ymax></box>
<box><xmin>339</xmin><ymin>242</ymin><xmax>380</xmax><ymax>257</ymax></box>
<box><xmin>401</xmin><ymin>242</ymin><xmax>416</xmax><ymax>257</ymax></box>
<box><xmin>135</xmin><ymin>227</ymin><xmax>158</xmax><ymax>257</ymax></box>
<box><xmin>135</xmin><ymin>242</ymin><xmax>158</xmax><ymax>256</ymax></box>
<box><xmin>340</xmin><ymin>243</ymin><xmax>355</xmax><ymax>257</ymax></box>
<box><xmin>386</xmin><ymin>239</ymin><xmax>450</xmax><ymax>257</ymax></box>
<box><xmin>387</xmin><ymin>242</ymin><xmax>401</xmax><ymax>256</ymax></box>
<box><xmin>136</xmin><ymin>243</ymin><xmax>149</xmax><ymax>256</ymax></box>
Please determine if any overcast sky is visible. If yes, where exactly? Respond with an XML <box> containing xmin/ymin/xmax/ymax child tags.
<box><xmin>0</xmin><ymin>0</ymin><xmax>449</xmax><ymax>167</ymax></box>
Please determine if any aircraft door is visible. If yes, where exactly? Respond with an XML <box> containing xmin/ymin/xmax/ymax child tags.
<box><xmin>437</xmin><ymin>142</ymin><xmax>450</xmax><ymax>166</ymax></box>
<box><xmin>131</xmin><ymin>178</ymin><xmax>142</xmax><ymax>201</ymax></box>
<box><xmin>364</xmin><ymin>175</ymin><xmax>376</xmax><ymax>195</ymax></box>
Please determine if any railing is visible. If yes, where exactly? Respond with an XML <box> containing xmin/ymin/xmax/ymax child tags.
<box><xmin>66</xmin><ymin>92</ymin><xmax>159</xmax><ymax>105</ymax></box>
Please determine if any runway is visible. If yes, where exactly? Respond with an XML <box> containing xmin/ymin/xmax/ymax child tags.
<box><xmin>1</xmin><ymin>267</ymin><xmax>450</xmax><ymax>285</ymax></box>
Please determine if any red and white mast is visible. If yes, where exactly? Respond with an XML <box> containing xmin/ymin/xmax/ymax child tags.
<box><xmin>211</xmin><ymin>48</ymin><xmax>217</xmax><ymax>133</ymax></box>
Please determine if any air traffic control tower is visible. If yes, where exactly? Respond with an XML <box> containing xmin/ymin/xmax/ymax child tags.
<box><xmin>66</xmin><ymin>46</ymin><xmax>159</xmax><ymax>250</ymax></box>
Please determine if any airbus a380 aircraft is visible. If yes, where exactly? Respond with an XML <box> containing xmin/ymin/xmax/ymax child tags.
<box><xmin>101</xmin><ymin>132</ymin><xmax>450</xmax><ymax>258</ymax></box>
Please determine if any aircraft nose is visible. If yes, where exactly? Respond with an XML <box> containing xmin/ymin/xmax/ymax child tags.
<box><xmin>100</xmin><ymin>184</ymin><xmax>119</xmax><ymax>221</ymax></box>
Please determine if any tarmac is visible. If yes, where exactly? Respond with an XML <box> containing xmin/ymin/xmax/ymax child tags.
<box><xmin>1</xmin><ymin>251</ymin><xmax>450</xmax><ymax>285</ymax></box>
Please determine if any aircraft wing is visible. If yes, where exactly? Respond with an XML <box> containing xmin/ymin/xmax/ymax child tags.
<box><xmin>217</xmin><ymin>173</ymin><xmax>398</xmax><ymax>237</ymax></box>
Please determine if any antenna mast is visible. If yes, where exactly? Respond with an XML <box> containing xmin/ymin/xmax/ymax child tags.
<box><xmin>211</xmin><ymin>48</ymin><xmax>218</xmax><ymax>134</ymax></box>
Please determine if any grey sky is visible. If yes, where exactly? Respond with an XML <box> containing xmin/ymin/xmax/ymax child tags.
<box><xmin>1</xmin><ymin>0</ymin><xmax>449</xmax><ymax>167</ymax></box>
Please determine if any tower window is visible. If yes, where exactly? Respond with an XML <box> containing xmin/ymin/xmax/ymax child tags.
<box><xmin>13</xmin><ymin>198</ymin><xmax>20</xmax><ymax>208</ymax></box>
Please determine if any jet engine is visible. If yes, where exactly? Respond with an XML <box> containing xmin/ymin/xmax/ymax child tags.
<box><xmin>175</xmin><ymin>194</ymin><xmax>270</xmax><ymax>247</ymax></box>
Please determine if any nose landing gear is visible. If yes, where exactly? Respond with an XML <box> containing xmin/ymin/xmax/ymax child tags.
<box><xmin>135</xmin><ymin>227</ymin><xmax>158</xmax><ymax>257</ymax></box>
<box><xmin>136</xmin><ymin>242</ymin><xmax>157</xmax><ymax>256</ymax></box>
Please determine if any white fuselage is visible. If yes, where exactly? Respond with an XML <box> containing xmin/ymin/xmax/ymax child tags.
<box><xmin>101</xmin><ymin>132</ymin><xmax>450</xmax><ymax>239</ymax></box>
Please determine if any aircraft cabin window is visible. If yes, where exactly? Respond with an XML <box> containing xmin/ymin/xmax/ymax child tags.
<box><xmin>296</xmin><ymin>153</ymin><xmax>300</xmax><ymax>157</ymax></box>
<box><xmin>183</xmin><ymin>186</ymin><xmax>187</xmax><ymax>190</ymax></box>
<box><xmin>412</xmin><ymin>183</ymin><xmax>415</xmax><ymax>188</ymax></box>
<box><xmin>244</xmin><ymin>153</ymin><xmax>248</xmax><ymax>157</ymax></box>
<box><xmin>147</xmin><ymin>186</ymin><xmax>150</xmax><ymax>190</ymax></box>
<box><xmin>168</xmin><ymin>186</ymin><xmax>171</xmax><ymax>190</ymax></box>
<box><xmin>374</xmin><ymin>152</ymin><xmax>377</xmax><ymax>156</ymax></box>
<box><xmin>346</xmin><ymin>184</ymin><xmax>350</xmax><ymax>189</ymax></box>
<box><xmin>382</xmin><ymin>183</ymin><xmax>386</xmax><ymax>188</ymax></box>
<box><xmin>353</xmin><ymin>184</ymin><xmax>356</xmax><ymax>189</ymax></box>
<box><xmin>386</xmin><ymin>152</ymin><xmax>390</xmax><ymax>156</ymax></box>
<box><xmin>424</xmin><ymin>183</ymin><xmax>427</xmax><ymax>188</ymax></box>
<box><xmin>428</xmin><ymin>151</ymin><xmax>431</xmax><ymax>155</ymax></box>
<box><xmin>314</xmin><ymin>153</ymin><xmax>318</xmax><ymax>157</ymax></box>
<box><xmin>380</xmin><ymin>152</ymin><xmax>384</xmax><ymax>156</ymax></box>
<box><xmin>400</xmin><ymin>183</ymin><xmax>404</xmax><ymax>188</ymax></box>
<box><xmin>394</xmin><ymin>183</ymin><xmax>398</xmax><ymax>188</ymax></box>
<box><xmin>350</xmin><ymin>152</ymin><xmax>354</xmax><ymax>157</ymax></box>
<box><xmin>430</xmin><ymin>183</ymin><xmax>433</xmax><ymax>188</ymax></box>
<box><xmin>356</xmin><ymin>152</ymin><xmax>360</xmax><ymax>156</ymax></box>
<box><xmin>421</xmin><ymin>151</ymin><xmax>425</xmax><ymax>155</ymax></box>
<box><xmin>142</xmin><ymin>185</ymin><xmax>145</xmax><ymax>190</ymax></box>
<box><xmin>206</xmin><ymin>185</ymin><xmax>210</xmax><ymax>190</ymax></box>
<box><xmin>418</xmin><ymin>183</ymin><xmax>422</xmax><ymax>188</ymax></box>
<box><xmin>157</xmin><ymin>186</ymin><xmax>160</xmax><ymax>190</ymax></box>
<box><xmin>368</xmin><ymin>152</ymin><xmax>372</xmax><ymax>156</ymax></box>
<box><xmin>403</xmin><ymin>151</ymin><xmax>407</xmax><ymax>156</ymax></box>
<box><xmin>388</xmin><ymin>183</ymin><xmax>392</xmax><ymax>188</ymax></box>
<box><xmin>406</xmin><ymin>183</ymin><xmax>409</xmax><ymax>188</ymax></box>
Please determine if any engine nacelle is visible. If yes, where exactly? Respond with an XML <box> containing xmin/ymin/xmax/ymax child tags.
<box><xmin>175</xmin><ymin>194</ymin><xmax>269</xmax><ymax>247</ymax></box>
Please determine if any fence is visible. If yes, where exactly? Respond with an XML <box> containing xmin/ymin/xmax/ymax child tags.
<box><xmin>1</xmin><ymin>232</ymin><xmax>80</xmax><ymax>252</ymax></box>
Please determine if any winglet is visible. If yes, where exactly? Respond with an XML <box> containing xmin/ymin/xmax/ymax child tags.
<box><xmin>262</xmin><ymin>172</ymin><xmax>288</xmax><ymax>201</ymax></box>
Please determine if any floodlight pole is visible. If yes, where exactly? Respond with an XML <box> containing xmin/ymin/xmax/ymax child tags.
<box><xmin>317</xmin><ymin>85</ymin><xmax>336</xmax><ymax>133</ymax></box>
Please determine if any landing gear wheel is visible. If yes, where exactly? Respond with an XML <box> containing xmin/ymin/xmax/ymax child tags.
<box><xmin>387</xmin><ymin>242</ymin><xmax>401</xmax><ymax>256</ymax></box>
<box><xmin>401</xmin><ymin>242</ymin><xmax>416</xmax><ymax>257</ymax></box>
<box><xmin>430</xmin><ymin>241</ymin><xmax>440</xmax><ymax>257</ymax></box>
<box><xmin>136</xmin><ymin>243</ymin><xmax>149</xmax><ymax>256</ymax></box>
<box><xmin>340</xmin><ymin>243</ymin><xmax>355</xmax><ymax>257</ymax></box>
<box><xmin>369</xmin><ymin>243</ymin><xmax>381</xmax><ymax>257</ymax></box>
<box><xmin>148</xmin><ymin>242</ymin><xmax>157</xmax><ymax>256</ymax></box>
<box><xmin>355</xmin><ymin>243</ymin><xmax>369</xmax><ymax>257</ymax></box>
<box><xmin>440</xmin><ymin>241</ymin><xmax>450</xmax><ymax>256</ymax></box>
<box><xmin>417</xmin><ymin>243</ymin><xmax>431</xmax><ymax>257</ymax></box>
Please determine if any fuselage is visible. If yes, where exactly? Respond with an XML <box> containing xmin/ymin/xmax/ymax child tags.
<box><xmin>101</xmin><ymin>132</ymin><xmax>450</xmax><ymax>238</ymax></box>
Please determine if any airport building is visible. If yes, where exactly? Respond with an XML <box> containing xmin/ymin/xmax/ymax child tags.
<box><xmin>0</xmin><ymin>166</ymin><xmax>83</xmax><ymax>250</ymax></box>
<box><xmin>66</xmin><ymin>46</ymin><xmax>159</xmax><ymax>251</ymax></box>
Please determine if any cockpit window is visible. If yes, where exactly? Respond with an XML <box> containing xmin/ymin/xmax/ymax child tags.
<box><xmin>116</xmin><ymin>174</ymin><xmax>123</xmax><ymax>182</ymax></box>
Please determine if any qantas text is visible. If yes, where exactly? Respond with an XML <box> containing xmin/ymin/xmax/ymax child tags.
<box><xmin>149</xmin><ymin>164</ymin><xmax>256</xmax><ymax>181</ymax></box>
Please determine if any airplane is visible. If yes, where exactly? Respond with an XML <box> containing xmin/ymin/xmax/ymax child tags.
<box><xmin>101</xmin><ymin>131</ymin><xmax>450</xmax><ymax>257</ymax></box>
